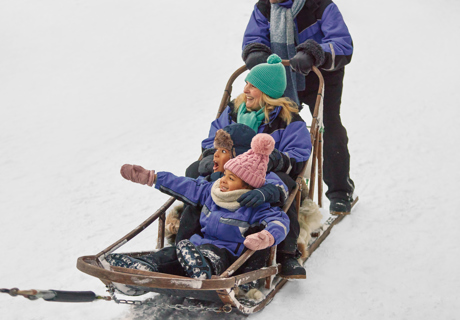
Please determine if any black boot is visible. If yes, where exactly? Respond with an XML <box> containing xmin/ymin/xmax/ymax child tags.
<box><xmin>176</xmin><ymin>240</ymin><xmax>212</xmax><ymax>279</ymax></box>
<box><xmin>330</xmin><ymin>197</ymin><xmax>353</xmax><ymax>215</ymax></box>
<box><xmin>104</xmin><ymin>253</ymin><xmax>159</xmax><ymax>296</ymax></box>
<box><xmin>277</xmin><ymin>253</ymin><xmax>306</xmax><ymax>279</ymax></box>
<box><xmin>105</xmin><ymin>253</ymin><xmax>158</xmax><ymax>272</ymax></box>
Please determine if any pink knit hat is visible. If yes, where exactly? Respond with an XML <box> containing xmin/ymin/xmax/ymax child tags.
<box><xmin>224</xmin><ymin>133</ymin><xmax>275</xmax><ymax>188</ymax></box>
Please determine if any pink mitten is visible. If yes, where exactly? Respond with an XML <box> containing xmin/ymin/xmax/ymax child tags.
<box><xmin>120</xmin><ymin>164</ymin><xmax>156</xmax><ymax>187</ymax></box>
<box><xmin>244</xmin><ymin>230</ymin><xmax>275</xmax><ymax>251</ymax></box>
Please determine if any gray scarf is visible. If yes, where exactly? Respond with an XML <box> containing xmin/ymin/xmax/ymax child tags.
<box><xmin>211</xmin><ymin>179</ymin><xmax>251</xmax><ymax>212</ymax></box>
<box><xmin>270</xmin><ymin>0</ymin><xmax>306</xmax><ymax>105</ymax></box>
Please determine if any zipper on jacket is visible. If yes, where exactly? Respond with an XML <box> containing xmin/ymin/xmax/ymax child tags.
<box><xmin>234</xmin><ymin>243</ymin><xmax>242</xmax><ymax>255</ymax></box>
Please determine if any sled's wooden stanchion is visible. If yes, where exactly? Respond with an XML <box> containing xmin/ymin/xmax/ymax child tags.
<box><xmin>219</xmin><ymin>250</ymin><xmax>255</xmax><ymax>278</ymax></box>
<box><xmin>265</xmin><ymin>246</ymin><xmax>277</xmax><ymax>289</ymax></box>
<box><xmin>279</xmin><ymin>60</ymin><xmax>324</xmax><ymax>203</ymax></box>
<box><xmin>317</xmin><ymin>131</ymin><xmax>323</xmax><ymax>207</ymax></box>
<box><xmin>216</xmin><ymin>65</ymin><xmax>248</xmax><ymax>119</ymax></box>
<box><xmin>295</xmin><ymin>181</ymin><xmax>302</xmax><ymax>213</ymax></box>
<box><xmin>309</xmin><ymin>65</ymin><xmax>324</xmax><ymax>203</ymax></box>
<box><xmin>308</xmin><ymin>135</ymin><xmax>318</xmax><ymax>201</ymax></box>
<box><xmin>156</xmin><ymin>213</ymin><xmax>165</xmax><ymax>249</ymax></box>
<box><xmin>96</xmin><ymin>197</ymin><xmax>176</xmax><ymax>259</ymax></box>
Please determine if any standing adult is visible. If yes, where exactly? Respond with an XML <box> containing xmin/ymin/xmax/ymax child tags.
<box><xmin>242</xmin><ymin>0</ymin><xmax>355</xmax><ymax>214</ymax></box>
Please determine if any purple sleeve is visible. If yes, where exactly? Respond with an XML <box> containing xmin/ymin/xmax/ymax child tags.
<box><xmin>278</xmin><ymin>120</ymin><xmax>312</xmax><ymax>163</ymax></box>
<box><xmin>250</xmin><ymin>206</ymin><xmax>290</xmax><ymax>246</ymax></box>
<box><xmin>265</xmin><ymin>172</ymin><xmax>289</xmax><ymax>196</ymax></box>
<box><xmin>317</xmin><ymin>3</ymin><xmax>353</xmax><ymax>70</ymax></box>
<box><xmin>242</xmin><ymin>4</ymin><xmax>271</xmax><ymax>50</ymax></box>
<box><xmin>155</xmin><ymin>172</ymin><xmax>212</xmax><ymax>206</ymax></box>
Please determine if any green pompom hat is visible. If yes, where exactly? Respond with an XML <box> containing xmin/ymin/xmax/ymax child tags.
<box><xmin>245</xmin><ymin>54</ymin><xmax>287</xmax><ymax>99</ymax></box>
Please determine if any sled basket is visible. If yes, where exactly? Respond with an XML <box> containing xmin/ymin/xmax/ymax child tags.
<box><xmin>77</xmin><ymin>63</ymin><xmax>327</xmax><ymax>315</ymax></box>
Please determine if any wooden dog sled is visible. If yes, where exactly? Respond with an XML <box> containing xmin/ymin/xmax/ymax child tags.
<box><xmin>77</xmin><ymin>63</ymin><xmax>357</xmax><ymax>314</ymax></box>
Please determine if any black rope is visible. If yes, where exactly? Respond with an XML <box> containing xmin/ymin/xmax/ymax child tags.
<box><xmin>1</xmin><ymin>288</ymin><xmax>17</xmax><ymax>295</ymax></box>
<box><xmin>0</xmin><ymin>287</ymin><xmax>109</xmax><ymax>303</ymax></box>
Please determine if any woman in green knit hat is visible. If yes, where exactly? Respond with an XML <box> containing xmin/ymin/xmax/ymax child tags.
<box><xmin>235</xmin><ymin>54</ymin><xmax>298</xmax><ymax>133</ymax></box>
<box><xmin>191</xmin><ymin>54</ymin><xmax>312</xmax><ymax>279</ymax></box>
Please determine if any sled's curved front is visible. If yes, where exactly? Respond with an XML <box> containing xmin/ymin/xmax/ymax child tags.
<box><xmin>77</xmin><ymin>254</ymin><xmax>294</xmax><ymax>312</ymax></box>
<box><xmin>78</xmin><ymin>255</ymin><xmax>234</xmax><ymax>290</ymax></box>
<box><xmin>77</xmin><ymin>254</ymin><xmax>283</xmax><ymax>308</ymax></box>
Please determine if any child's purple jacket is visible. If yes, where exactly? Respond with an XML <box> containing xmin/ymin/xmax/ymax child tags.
<box><xmin>155</xmin><ymin>172</ymin><xmax>290</xmax><ymax>257</ymax></box>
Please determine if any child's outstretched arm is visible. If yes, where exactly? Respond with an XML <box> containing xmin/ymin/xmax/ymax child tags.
<box><xmin>120</xmin><ymin>164</ymin><xmax>211</xmax><ymax>207</ymax></box>
<box><xmin>155</xmin><ymin>172</ymin><xmax>212</xmax><ymax>207</ymax></box>
<box><xmin>121</xmin><ymin>164</ymin><xmax>156</xmax><ymax>186</ymax></box>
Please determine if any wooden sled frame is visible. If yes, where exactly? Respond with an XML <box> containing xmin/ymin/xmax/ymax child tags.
<box><xmin>77</xmin><ymin>63</ymin><xmax>327</xmax><ymax>314</ymax></box>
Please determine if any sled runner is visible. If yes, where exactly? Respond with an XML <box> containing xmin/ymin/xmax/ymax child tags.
<box><xmin>76</xmin><ymin>63</ymin><xmax>357</xmax><ymax>314</ymax></box>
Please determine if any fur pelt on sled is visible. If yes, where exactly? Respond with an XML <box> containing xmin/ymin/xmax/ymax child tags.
<box><xmin>297</xmin><ymin>198</ymin><xmax>323</xmax><ymax>260</ymax></box>
<box><xmin>165</xmin><ymin>203</ymin><xmax>184</xmax><ymax>245</ymax></box>
<box><xmin>234</xmin><ymin>287</ymin><xmax>265</xmax><ymax>302</ymax></box>
<box><xmin>164</xmin><ymin>198</ymin><xmax>323</xmax><ymax>260</ymax></box>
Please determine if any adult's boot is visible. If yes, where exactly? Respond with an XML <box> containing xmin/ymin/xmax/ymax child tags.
<box><xmin>278</xmin><ymin>253</ymin><xmax>306</xmax><ymax>279</ymax></box>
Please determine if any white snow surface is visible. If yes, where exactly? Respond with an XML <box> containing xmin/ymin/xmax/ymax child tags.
<box><xmin>1</xmin><ymin>0</ymin><xmax>459</xmax><ymax>319</ymax></box>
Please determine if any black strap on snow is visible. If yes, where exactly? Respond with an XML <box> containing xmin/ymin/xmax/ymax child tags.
<box><xmin>1</xmin><ymin>288</ymin><xmax>110</xmax><ymax>303</ymax></box>
<box><xmin>44</xmin><ymin>290</ymin><xmax>97</xmax><ymax>302</ymax></box>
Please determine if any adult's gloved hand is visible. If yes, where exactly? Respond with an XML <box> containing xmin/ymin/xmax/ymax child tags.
<box><xmin>242</xmin><ymin>43</ymin><xmax>272</xmax><ymax>70</ymax></box>
<box><xmin>244</xmin><ymin>230</ymin><xmax>275</xmax><ymax>251</ymax></box>
<box><xmin>289</xmin><ymin>39</ymin><xmax>325</xmax><ymax>76</ymax></box>
<box><xmin>237</xmin><ymin>183</ymin><xmax>281</xmax><ymax>207</ymax></box>
<box><xmin>198</xmin><ymin>148</ymin><xmax>216</xmax><ymax>176</ymax></box>
<box><xmin>120</xmin><ymin>164</ymin><xmax>156</xmax><ymax>186</ymax></box>
<box><xmin>198</xmin><ymin>154</ymin><xmax>214</xmax><ymax>176</ymax></box>
<box><xmin>266</xmin><ymin>149</ymin><xmax>290</xmax><ymax>173</ymax></box>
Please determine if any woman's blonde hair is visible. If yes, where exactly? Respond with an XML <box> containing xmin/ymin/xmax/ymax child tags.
<box><xmin>234</xmin><ymin>92</ymin><xmax>299</xmax><ymax>125</ymax></box>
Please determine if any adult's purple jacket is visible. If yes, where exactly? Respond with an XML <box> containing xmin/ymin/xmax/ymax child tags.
<box><xmin>243</xmin><ymin>0</ymin><xmax>353</xmax><ymax>72</ymax></box>
<box><xmin>155</xmin><ymin>171</ymin><xmax>290</xmax><ymax>257</ymax></box>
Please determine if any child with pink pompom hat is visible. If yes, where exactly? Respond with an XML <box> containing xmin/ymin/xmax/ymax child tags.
<box><xmin>107</xmin><ymin>134</ymin><xmax>290</xmax><ymax>284</ymax></box>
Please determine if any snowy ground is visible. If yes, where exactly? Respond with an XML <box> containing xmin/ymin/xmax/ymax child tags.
<box><xmin>1</xmin><ymin>0</ymin><xmax>459</xmax><ymax>319</ymax></box>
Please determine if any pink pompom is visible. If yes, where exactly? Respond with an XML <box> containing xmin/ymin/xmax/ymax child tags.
<box><xmin>251</xmin><ymin>133</ymin><xmax>275</xmax><ymax>156</ymax></box>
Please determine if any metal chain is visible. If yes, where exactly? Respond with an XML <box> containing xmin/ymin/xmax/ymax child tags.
<box><xmin>106</xmin><ymin>285</ymin><xmax>232</xmax><ymax>313</ymax></box>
